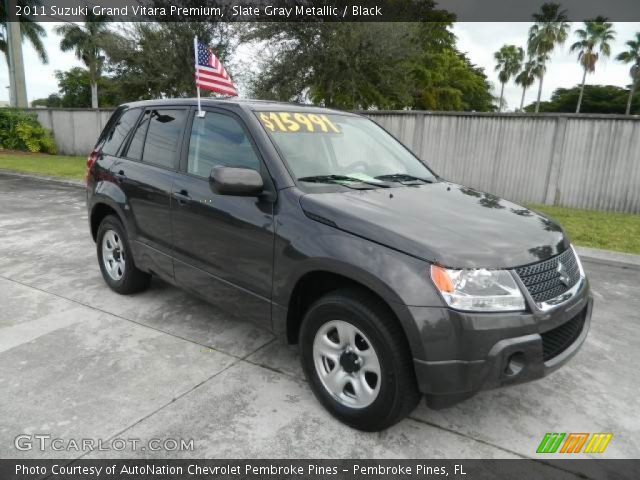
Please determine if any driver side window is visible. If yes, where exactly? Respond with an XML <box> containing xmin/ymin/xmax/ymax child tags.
<box><xmin>187</xmin><ymin>112</ymin><xmax>260</xmax><ymax>178</ymax></box>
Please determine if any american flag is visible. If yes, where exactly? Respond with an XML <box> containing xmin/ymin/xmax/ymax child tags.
<box><xmin>195</xmin><ymin>40</ymin><xmax>238</xmax><ymax>96</ymax></box>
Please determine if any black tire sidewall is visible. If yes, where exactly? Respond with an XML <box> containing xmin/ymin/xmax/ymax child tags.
<box><xmin>300</xmin><ymin>297</ymin><xmax>406</xmax><ymax>430</ymax></box>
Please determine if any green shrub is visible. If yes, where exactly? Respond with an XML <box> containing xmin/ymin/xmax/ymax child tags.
<box><xmin>38</xmin><ymin>132</ymin><xmax>58</xmax><ymax>155</ymax></box>
<box><xmin>0</xmin><ymin>109</ymin><xmax>58</xmax><ymax>154</ymax></box>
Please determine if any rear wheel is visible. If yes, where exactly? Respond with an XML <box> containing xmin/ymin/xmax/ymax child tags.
<box><xmin>299</xmin><ymin>289</ymin><xmax>420</xmax><ymax>431</ymax></box>
<box><xmin>96</xmin><ymin>215</ymin><xmax>150</xmax><ymax>294</ymax></box>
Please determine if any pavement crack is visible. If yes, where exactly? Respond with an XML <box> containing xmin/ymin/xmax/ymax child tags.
<box><xmin>36</xmin><ymin>357</ymin><xmax>242</xmax><ymax>478</ymax></box>
<box><xmin>408</xmin><ymin>415</ymin><xmax>531</xmax><ymax>459</ymax></box>
<box><xmin>75</xmin><ymin>337</ymin><xmax>278</xmax><ymax>459</ymax></box>
<box><xmin>407</xmin><ymin>415</ymin><xmax>596</xmax><ymax>479</ymax></box>
<box><xmin>35</xmin><ymin>338</ymin><xmax>278</xmax><ymax>477</ymax></box>
<box><xmin>0</xmin><ymin>273</ymin><xmax>274</xmax><ymax>363</ymax></box>
<box><xmin>0</xmin><ymin>273</ymin><xmax>300</xmax><ymax>460</ymax></box>
<box><xmin>77</xmin><ymin>359</ymin><xmax>241</xmax><ymax>460</ymax></box>
<box><xmin>240</xmin><ymin>341</ymin><xmax>304</xmax><ymax>380</ymax></box>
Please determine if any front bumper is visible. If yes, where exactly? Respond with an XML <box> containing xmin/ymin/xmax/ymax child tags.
<box><xmin>411</xmin><ymin>277</ymin><xmax>593</xmax><ymax>409</ymax></box>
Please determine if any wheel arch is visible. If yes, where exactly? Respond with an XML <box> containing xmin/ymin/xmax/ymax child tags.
<box><xmin>284</xmin><ymin>268</ymin><xmax>424</xmax><ymax>360</ymax></box>
<box><xmin>90</xmin><ymin>201</ymin><xmax>126</xmax><ymax>242</ymax></box>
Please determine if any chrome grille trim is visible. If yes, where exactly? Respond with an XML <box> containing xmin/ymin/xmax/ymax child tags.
<box><xmin>515</xmin><ymin>246</ymin><xmax>584</xmax><ymax>310</ymax></box>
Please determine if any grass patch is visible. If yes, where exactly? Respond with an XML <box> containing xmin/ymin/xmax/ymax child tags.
<box><xmin>530</xmin><ymin>204</ymin><xmax>640</xmax><ymax>255</ymax></box>
<box><xmin>0</xmin><ymin>151</ymin><xmax>85</xmax><ymax>180</ymax></box>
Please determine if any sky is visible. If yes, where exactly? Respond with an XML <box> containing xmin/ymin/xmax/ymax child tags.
<box><xmin>453</xmin><ymin>22</ymin><xmax>640</xmax><ymax>110</ymax></box>
<box><xmin>1</xmin><ymin>22</ymin><xmax>639</xmax><ymax>110</ymax></box>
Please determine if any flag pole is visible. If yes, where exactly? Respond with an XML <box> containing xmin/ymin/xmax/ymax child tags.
<box><xmin>194</xmin><ymin>36</ymin><xmax>205</xmax><ymax>118</ymax></box>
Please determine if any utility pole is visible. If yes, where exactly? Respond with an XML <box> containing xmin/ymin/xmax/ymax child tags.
<box><xmin>4</xmin><ymin>0</ymin><xmax>28</xmax><ymax>107</ymax></box>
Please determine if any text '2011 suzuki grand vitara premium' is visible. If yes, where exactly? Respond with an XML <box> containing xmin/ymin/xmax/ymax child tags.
<box><xmin>87</xmin><ymin>99</ymin><xmax>592</xmax><ymax>431</ymax></box>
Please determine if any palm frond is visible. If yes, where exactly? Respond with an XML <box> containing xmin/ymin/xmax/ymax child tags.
<box><xmin>21</xmin><ymin>21</ymin><xmax>48</xmax><ymax>63</ymax></box>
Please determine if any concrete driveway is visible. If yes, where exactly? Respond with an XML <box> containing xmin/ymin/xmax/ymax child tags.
<box><xmin>0</xmin><ymin>174</ymin><xmax>638</xmax><ymax>466</ymax></box>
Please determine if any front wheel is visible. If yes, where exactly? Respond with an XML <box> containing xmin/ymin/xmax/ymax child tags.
<box><xmin>299</xmin><ymin>289</ymin><xmax>420</xmax><ymax>431</ymax></box>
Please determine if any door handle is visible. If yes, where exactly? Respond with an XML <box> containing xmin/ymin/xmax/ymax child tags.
<box><xmin>174</xmin><ymin>189</ymin><xmax>191</xmax><ymax>205</ymax></box>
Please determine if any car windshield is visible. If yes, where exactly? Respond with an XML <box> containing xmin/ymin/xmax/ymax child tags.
<box><xmin>255</xmin><ymin>111</ymin><xmax>436</xmax><ymax>187</ymax></box>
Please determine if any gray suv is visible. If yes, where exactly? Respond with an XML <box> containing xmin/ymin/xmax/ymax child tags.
<box><xmin>87</xmin><ymin>98</ymin><xmax>592</xmax><ymax>431</ymax></box>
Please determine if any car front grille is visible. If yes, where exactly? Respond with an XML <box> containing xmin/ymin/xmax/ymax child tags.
<box><xmin>541</xmin><ymin>308</ymin><xmax>587</xmax><ymax>361</ymax></box>
<box><xmin>515</xmin><ymin>248</ymin><xmax>581</xmax><ymax>303</ymax></box>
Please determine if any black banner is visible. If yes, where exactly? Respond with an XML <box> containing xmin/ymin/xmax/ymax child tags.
<box><xmin>1</xmin><ymin>459</ymin><xmax>639</xmax><ymax>480</ymax></box>
<box><xmin>4</xmin><ymin>0</ymin><xmax>640</xmax><ymax>22</ymax></box>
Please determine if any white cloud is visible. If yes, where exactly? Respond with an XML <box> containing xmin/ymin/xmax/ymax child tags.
<box><xmin>454</xmin><ymin>22</ymin><xmax>640</xmax><ymax>111</ymax></box>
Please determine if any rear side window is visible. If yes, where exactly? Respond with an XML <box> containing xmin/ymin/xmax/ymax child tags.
<box><xmin>101</xmin><ymin>108</ymin><xmax>141</xmax><ymax>156</ymax></box>
<box><xmin>124</xmin><ymin>111</ymin><xmax>150</xmax><ymax>160</ymax></box>
<box><xmin>141</xmin><ymin>109</ymin><xmax>186</xmax><ymax>170</ymax></box>
<box><xmin>187</xmin><ymin>112</ymin><xmax>260</xmax><ymax>178</ymax></box>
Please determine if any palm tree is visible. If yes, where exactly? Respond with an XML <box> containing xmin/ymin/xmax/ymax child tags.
<box><xmin>527</xmin><ymin>3</ymin><xmax>571</xmax><ymax>112</ymax></box>
<box><xmin>55</xmin><ymin>13</ymin><xmax>118</xmax><ymax>108</ymax></box>
<box><xmin>0</xmin><ymin>0</ymin><xmax>48</xmax><ymax>65</ymax></box>
<box><xmin>616</xmin><ymin>32</ymin><xmax>640</xmax><ymax>115</ymax></box>
<box><xmin>570</xmin><ymin>17</ymin><xmax>616</xmax><ymax>113</ymax></box>
<box><xmin>515</xmin><ymin>55</ymin><xmax>546</xmax><ymax>111</ymax></box>
<box><xmin>494</xmin><ymin>45</ymin><xmax>524</xmax><ymax>112</ymax></box>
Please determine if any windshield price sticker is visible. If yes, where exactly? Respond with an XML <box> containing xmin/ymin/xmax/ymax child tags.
<box><xmin>258</xmin><ymin>112</ymin><xmax>341</xmax><ymax>134</ymax></box>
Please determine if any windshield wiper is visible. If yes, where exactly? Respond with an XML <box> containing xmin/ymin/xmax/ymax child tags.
<box><xmin>374</xmin><ymin>174</ymin><xmax>435</xmax><ymax>184</ymax></box>
<box><xmin>298</xmin><ymin>175</ymin><xmax>390</xmax><ymax>188</ymax></box>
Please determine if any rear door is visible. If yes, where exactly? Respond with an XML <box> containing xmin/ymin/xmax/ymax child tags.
<box><xmin>111</xmin><ymin>107</ymin><xmax>188</xmax><ymax>280</ymax></box>
<box><xmin>170</xmin><ymin>108</ymin><xmax>275</xmax><ymax>329</ymax></box>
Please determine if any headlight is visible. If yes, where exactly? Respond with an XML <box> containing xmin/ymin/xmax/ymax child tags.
<box><xmin>430</xmin><ymin>265</ymin><xmax>525</xmax><ymax>312</ymax></box>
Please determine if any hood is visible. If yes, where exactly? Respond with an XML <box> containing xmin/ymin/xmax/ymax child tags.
<box><xmin>299</xmin><ymin>182</ymin><xmax>569</xmax><ymax>269</ymax></box>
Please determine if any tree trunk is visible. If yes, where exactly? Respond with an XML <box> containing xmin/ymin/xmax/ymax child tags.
<box><xmin>499</xmin><ymin>82</ymin><xmax>505</xmax><ymax>112</ymax></box>
<box><xmin>576</xmin><ymin>67</ymin><xmax>588</xmax><ymax>114</ymax></box>
<box><xmin>91</xmin><ymin>80</ymin><xmax>98</xmax><ymax>109</ymax></box>
<box><xmin>89</xmin><ymin>62</ymin><xmax>99</xmax><ymax>109</ymax></box>
<box><xmin>520</xmin><ymin>87</ymin><xmax>527</xmax><ymax>111</ymax></box>
<box><xmin>535</xmin><ymin>74</ymin><xmax>544</xmax><ymax>113</ymax></box>
<box><xmin>626</xmin><ymin>79</ymin><xmax>637</xmax><ymax>115</ymax></box>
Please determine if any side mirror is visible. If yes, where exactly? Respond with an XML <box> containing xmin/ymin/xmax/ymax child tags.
<box><xmin>209</xmin><ymin>166</ymin><xmax>264</xmax><ymax>196</ymax></box>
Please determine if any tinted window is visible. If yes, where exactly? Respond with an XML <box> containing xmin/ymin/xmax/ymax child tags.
<box><xmin>101</xmin><ymin>108</ymin><xmax>141</xmax><ymax>156</ymax></box>
<box><xmin>141</xmin><ymin>109</ymin><xmax>187</xmax><ymax>169</ymax></box>
<box><xmin>97</xmin><ymin>107</ymin><xmax>124</xmax><ymax>146</ymax></box>
<box><xmin>187</xmin><ymin>112</ymin><xmax>260</xmax><ymax>178</ymax></box>
<box><xmin>125</xmin><ymin>111</ymin><xmax>150</xmax><ymax>160</ymax></box>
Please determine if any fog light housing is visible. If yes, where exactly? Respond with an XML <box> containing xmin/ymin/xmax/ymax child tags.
<box><xmin>504</xmin><ymin>352</ymin><xmax>526</xmax><ymax>377</ymax></box>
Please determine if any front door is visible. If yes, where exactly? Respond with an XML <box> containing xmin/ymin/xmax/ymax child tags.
<box><xmin>171</xmin><ymin>109</ymin><xmax>275</xmax><ymax>329</ymax></box>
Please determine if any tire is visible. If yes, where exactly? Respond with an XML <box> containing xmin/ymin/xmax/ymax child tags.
<box><xmin>299</xmin><ymin>288</ymin><xmax>420</xmax><ymax>431</ymax></box>
<box><xmin>96</xmin><ymin>215</ymin><xmax>151</xmax><ymax>294</ymax></box>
